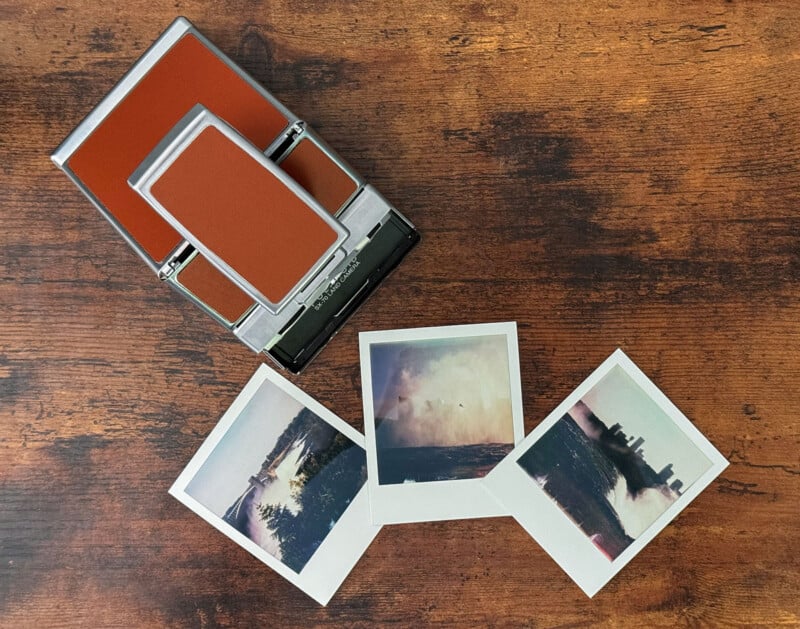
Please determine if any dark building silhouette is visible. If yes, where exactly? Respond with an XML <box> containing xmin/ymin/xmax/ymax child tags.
<box><xmin>658</xmin><ymin>463</ymin><xmax>674</xmax><ymax>484</ymax></box>
<box><xmin>608</xmin><ymin>423</ymin><xmax>630</xmax><ymax>443</ymax></box>
<box><xmin>572</xmin><ymin>410</ymin><xmax>685</xmax><ymax>494</ymax></box>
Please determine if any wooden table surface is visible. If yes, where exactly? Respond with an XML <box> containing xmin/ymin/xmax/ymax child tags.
<box><xmin>2</xmin><ymin>1</ymin><xmax>799</xmax><ymax>626</ymax></box>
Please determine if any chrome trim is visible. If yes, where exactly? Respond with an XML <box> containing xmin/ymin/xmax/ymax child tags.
<box><xmin>337</xmin><ymin>184</ymin><xmax>396</xmax><ymax>249</ymax></box>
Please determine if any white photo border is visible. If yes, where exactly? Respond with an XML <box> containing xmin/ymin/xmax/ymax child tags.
<box><xmin>359</xmin><ymin>322</ymin><xmax>526</xmax><ymax>525</ymax></box>
<box><xmin>169</xmin><ymin>364</ymin><xmax>381</xmax><ymax>606</ymax></box>
<box><xmin>482</xmin><ymin>348</ymin><xmax>728</xmax><ymax>597</ymax></box>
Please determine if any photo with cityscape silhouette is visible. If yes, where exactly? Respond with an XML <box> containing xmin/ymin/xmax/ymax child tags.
<box><xmin>517</xmin><ymin>365</ymin><xmax>713</xmax><ymax>560</ymax></box>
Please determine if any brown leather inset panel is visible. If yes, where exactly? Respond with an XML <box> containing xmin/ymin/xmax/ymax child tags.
<box><xmin>279</xmin><ymin>138</ymin><xmax>358</xmax><ymax>215</ymax></box>
<box><xmin>151</xmin><ymin>126</ymin><xmax>339</xmax><ymax>304</ymax></box>
<box><xmin>68</xmin><ymin>34</ymin><xmax>289</xmax><ymax>262</ymax></box>
<box><xmin>177</xmin><ymin>254</ymin><xmax>254</xmax><ymax>323</ymax></box>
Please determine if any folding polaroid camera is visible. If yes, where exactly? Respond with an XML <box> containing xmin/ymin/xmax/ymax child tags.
<box><xmin>51</xmin><ymin>17</ymin><xmax>419</xmax><ymax>373</ymax></box>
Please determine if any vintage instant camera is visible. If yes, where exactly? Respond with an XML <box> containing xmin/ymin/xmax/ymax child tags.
<box><xmin>52</xmin><ymin>17</ymin><xmax>419</xmax><ymax>373</ymax></box>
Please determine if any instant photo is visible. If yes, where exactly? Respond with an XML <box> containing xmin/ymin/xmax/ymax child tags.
<box><xmin>360</xmin><ymin>322</ymin><xmax>525</xmax><ymax>524</ymax></box>
<box><xmin>483</xmin><ymin>349</ymin><xmax>728</xmax><ymax>597</ymax></box>
<box><xmin>170</xmin><ymin>365</ymin><xmax>380</xmax><ymax>605</ymax></box>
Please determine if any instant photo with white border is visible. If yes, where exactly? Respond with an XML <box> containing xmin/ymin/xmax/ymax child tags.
<box><xmin>483</xmin><ymin>348</ymin><xmax>728</xmax><ymax>597</ymax></box>
<box><xmin>360</xmin><ymin>322</ymin><xmax>525</xmax><ymax>525</ymax></box>
<box><xmin>170</xmin><ymin>364</ymin><xmax>380</xmax><ymax>606</ymax></box>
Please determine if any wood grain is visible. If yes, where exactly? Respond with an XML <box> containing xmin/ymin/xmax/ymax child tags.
<box><xmin>1</xmin><ymin>1</ymin><xmax>799</xmax><ymax>626</ymax></box>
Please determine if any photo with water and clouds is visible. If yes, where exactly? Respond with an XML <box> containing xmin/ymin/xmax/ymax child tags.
<box><xmin>517</xmin><ymin>364</ymin><xmax>713</xmax><ymax>561</ymax></box>
<box><xmin>368</xmin><ymin>333</ymin><xmax>516</xmax><ymax>484</ymax></box>
<box><xmin>184</xmin><ymin>377</ymin><xmax>367</xmax><ymax>573</ymax></box>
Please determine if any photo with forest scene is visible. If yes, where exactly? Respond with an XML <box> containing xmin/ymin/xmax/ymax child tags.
<box><xmin>185</xmin><ymin>379</ymin><xmax>367</xmax><ymax>573</ymax></box>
